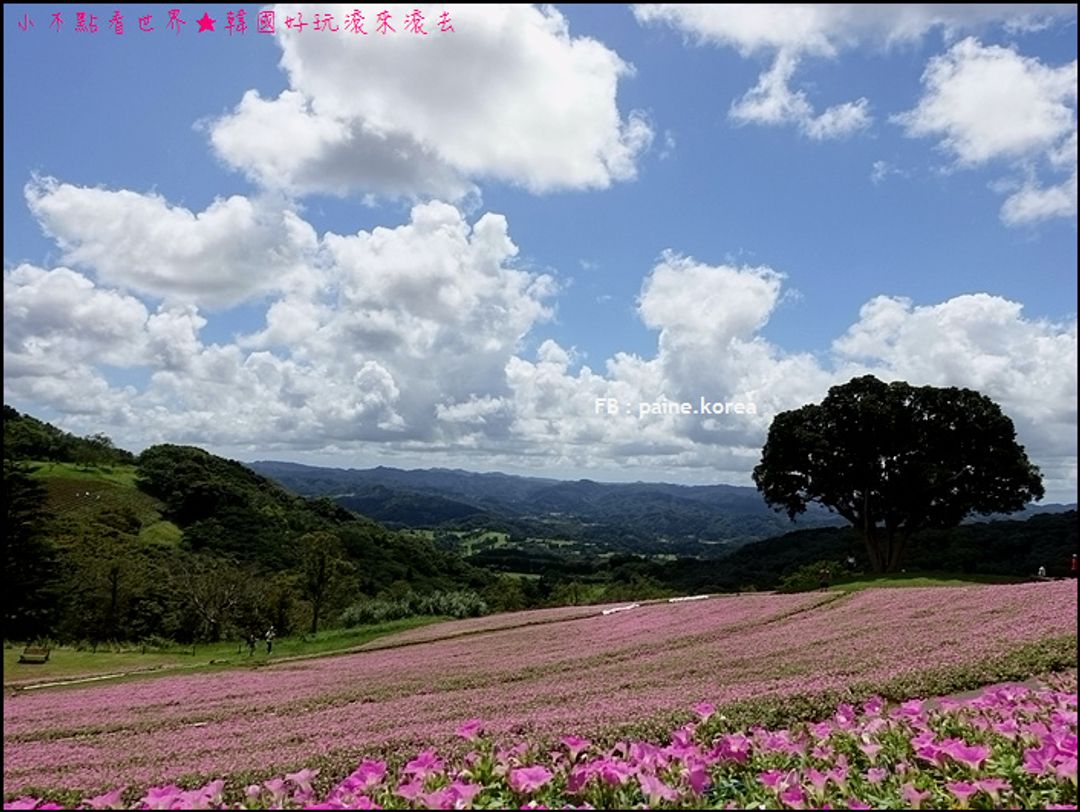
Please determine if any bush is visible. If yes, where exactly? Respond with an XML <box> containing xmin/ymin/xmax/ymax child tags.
<box><xmin>776</xmin><ymin>560</ymin><xmax>841</xmax><ymax>593</ymax></box>
<box><xmin>340</xmin><ymin>589</ymin><xmax>488</xmax><ymax>626</ymax></box>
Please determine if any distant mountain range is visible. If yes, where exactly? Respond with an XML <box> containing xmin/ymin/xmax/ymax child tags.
<box><xmin>249</xmin><ymin>461</ymin><xmax>1076</xmax><ymax>555</ymax></box>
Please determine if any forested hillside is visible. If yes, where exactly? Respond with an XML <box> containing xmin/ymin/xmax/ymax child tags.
<box><xmin>3</xmin><ymin>408</ymin><xmax>491</xmax><ymax>644</ymax></box>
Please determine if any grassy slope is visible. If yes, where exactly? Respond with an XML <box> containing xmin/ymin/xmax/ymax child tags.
<box><xmin>829</xmin><ymin>571</ymin><xmax>1027</xmax><ymax>592</ymax></box>
<box><xmin>3</xmin><ymin>617</ymin><xmax>447</xmax><ymax>688</ymax></box>
<box><xmin>28</xmin><ymin>461</ymin><xmax>183</xmax><ymax>547</ymax></box>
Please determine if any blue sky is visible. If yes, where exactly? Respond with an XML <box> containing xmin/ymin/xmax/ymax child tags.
<box><xmin>3</xmin><ymin>4</ymin><xmax>1077</xmax><ymax>500</ymax></box>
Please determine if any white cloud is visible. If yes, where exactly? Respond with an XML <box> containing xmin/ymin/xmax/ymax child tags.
<box><xmin>635</xmin><ymin>4</ymin><xmax>1075</xmax><ymax>140</ymax></box>
<box><xmin>728</xmin><ymin>50</ymin><xmax>871</xmax><ymax>138</ymax></box>
<box><xmin>833</xmin><ymin>293</ymin><xmax>1077</xmax><ymax>490</ymax></box>
<box><xmin>895</xmin><ymin>38</ymin><xmax>1077</xmax><ymax>225</ymax></box>
<box><xmin>25</xmin><ymin>176</ymin><xmax>319</xmax><ymax>308</ymax></box>
<box><xmin>209</xmin><ymin>4</ymin><xmax>653</xmax><ymax>200</ymax></box>
<box><xmin>5</xmin><ymin>200</ymin><xmax>1076</xmax><ymax>498</ymax></box>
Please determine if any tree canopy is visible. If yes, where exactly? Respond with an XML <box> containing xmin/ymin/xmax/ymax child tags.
<box><xmin>752</xmin><ymin>376</ymin><xmax>1044</xmax><ymax>572</ymax></box>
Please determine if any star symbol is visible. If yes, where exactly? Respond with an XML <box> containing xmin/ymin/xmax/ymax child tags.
<box><xmin>197</xmin><ymin>12</ymin><xmax>216</xmax><ymax>32</ymax></box>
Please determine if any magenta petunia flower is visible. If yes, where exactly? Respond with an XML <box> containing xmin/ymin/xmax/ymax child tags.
<box><xmin>456</xmin><ymin>719</ymin><xmax>484</xmax><ymax>741</ymax></box>
<box><xmin>806</xmin><ymin>768</ymin><xmax>829</xmax><ymax>794</ymax></box>
<box><xmin>865</xmin><ymin>767</ymin><xmax>887</xmax><ymax>784</ymax></box>
<box><xmin>687</xmin><ymin>762</ymin><xmax>710</xmax><ymax>795</ymax></box>
<box><xmin>562</xmin><ymin>735</ymin><xmax>591</xmax><ymax>762</ymax></box>
<box><xmin>858</xmin><ymin>741</ymin><xmax>882</xmax><ymax>760</ymax></box>
<box><xmin>758</xmin><ymin>769</ymin><xmax>786</xmax><ymax>790</ymax></box>
<box><xmin>509</xmin><ymin>765</ymin><xmax>554</xmax><ymax>794</ymax></box>
<box><xmin>395</xmin><ymin>779</ymin><xmax>424</xmax><ymax>800</ymax></box>
<box><xmin>82</xmin><ymin>787</ymin><xmax>126</xmax><ymax>809</ymax></box>
<box><xmin>404</xmin><ymin>748</ymin><xmax>444</xmax><ymax>778</ymax></box>
<box><xmin>351</xmin><ymin>759</ymin><xmax>388</xmax><ymax>790</ymax></box>
<box><xmin>976</xmin><ymin>777</ymin><xmax>1010</xmax><ymax>801</ymax></box>
<box><xmin>693</xmin><ymin>702</ymin><xmax>715</xmax><ymax>722</ymax></box>
<box><xmin>942</xmin><ymin>740</ymin><xmax>991</xmax><ymax>771</ymax></box>
<box><xmin>901</xmin><ymin>783</ymin><xmax>930</xmax><ymax>809</ymax></box>
<box><xmin>263</xmin><ymin>777</ymin><xmax>288</xmax><ymax>803</ymax></box>
<box><xmin>778</xmin><ymin>783</ymin><xmax>806</xmax><ymax>808</ymax></box>
<box><xmin>597</xmin><ymin>759</ymin><xmax>634</xmax><ymax>786</ymax></box>
<box><xmin>947</xmin><ymin>780</ymin><xmax>979</xmax><ymax>805</ymax></box>
<box><xmin>139</xmin><ymin>784</ymin><xmax>185</xmax><ymax>810</ymax></box>
<box><xmin>638</xmin><ymin>773</ymin><xmax>679</xmax><ymax>804</ymax></box>
<box><xmin>448</xmin><ymin>780</ymin><xmax>482</xmax><ymax>807</ymax></box>
<box><xmin>809</xmin><ymin>721</ymin><xmax>833</xmax><ymax>740</ymax></box>
<box><xmin>847</xmin><ymin>800</ymin><xmax>872</xmax><ymax>810</ymax></box>
<box><xmin>286</xmin><ymin>768</ymin><xmax>319</xmax><ymax>792</ymax></box>
<box><xmin>3</xmin><ymin>800</ymin><xmax>41</xmax><ymax>811</ymax></box>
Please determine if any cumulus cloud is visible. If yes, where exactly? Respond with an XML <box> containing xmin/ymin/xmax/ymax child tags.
<box><xmin>4</xmin><ymin>195</ymin><xmax>1076</xmax><ymax>498</ymax></box>
<box><xmin>634</xmin><ymin>4</ymin><xmax>1075</xmax><ymax>140</ymax></box>
<box><xmin>727</xmin><ymin>49</ymin><xmax>871</xmax><ymax>139</ymax></box>
<box><xmin>25</xmin><ymin>176</ymin><xmax>319</xmax><ymax>308</ymax></box>
<box><xmin>834</xmin><ymin>293</ymin><xmax>1077</xmax><ymax>492</ymax></box>
<box><xmin>7</xmin><ymin>196</ymin><xmax>558</xmax><ymax>452</ymax></box>
<box><xmin>895</xmin><ymin>38</ymin><xmax>1076</xmax><ymax>225</ymax></box>
<box><xmin>208</xmin><ymin>4</ymin><xmax>653</xmax><ymax>200</ymax></box>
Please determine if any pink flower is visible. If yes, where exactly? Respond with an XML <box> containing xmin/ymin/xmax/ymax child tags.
<box><xmin>693</xmin><ymin>702</ymin><xmax>716</xmax><ymax>722</ymax></box>
<box><xmin>947</xmin><ymin>780</ymin><xmax>979</xmax><ymax>806</ymax></box>
<box><xmin>139</xmin><ymin>784</ymin><xmax>184</xmax><ymax>810</ymax></box>
<box><xmin>456</xmin><ymin>719</ymin><xmax>484</xmax><ymax>741</ymax></box>
<box><xmin>448</xmin><ymin>780</ymin><xmax>482</xmax><ymax>807</ymax></box>
<box><xmin>715</xmin><ymin>732</ymin><xmax>751</xmax><ymax>764</ymax></box>
<box><xmin>404</xmin><ymin>748</ymin><xmax>444</xmax><ymax>779</ymax></box>
<box><xmin>687</xmin><ymin>761</ymin><xmax>710</xmax><ymax>795</ymax></box>
<box><xmin>638</xmin><ymin>773</ymin><xmax>679</xmax><ymax>804</ymax></box>
<box><xmin>857</xmin><ymin>741</ymin><xmax>882</xmax><ymax>760</ymax></box>
<box><xmin>263</xmin><ymin>778</ymin><xmax>288</xmax><ymax>804</ymax></box>
<box><xmin>828</xmin><ymin>762</ymin><xmax>848</xmax><ymax>787</ymax></box>
<box><xmin>862</xmin><ymin>696</ymin><xmax>884</xmax><ymax>716</ymax></box>
<box><xmin>758</xmin><ymin>769</ymin><xmax>786</xmax><ymax>790</ymax></box>
<box><xmin>942</xmin><ymin>740</ymin><xmax>991</xmax><ymax>771</ymax></box>
<box><xmin>395</xmin><ymin>779</ymin><xmax>424</xmax><ymax>800</ymax></box>
<box><xmin>82</xmin><ymin>787</ymin><xmax>126</xmax><ymax>809</ymax></box>
<box><xmin>509</xmin><ymin>765</ymin><xmax>554</xmax><ymax>794</ymax></box>
<box><xmin>244</xmin><ymin>784</ymin><xmax>262</xmax><ymax>800</ymax></box>
<box><xmin>286</xmin><ymin>768</ymin><xmax>319</xmax><ymax>792</ymax></box>
<box><xmin>847</xmin><ymin>801</ymin><xmax>872</xmax><ymax>810</ymax></box>
<box><xmin>806</xmin><ymin>768</ymin><xmax>829</xmax><ymax>796</ymax></box>
<box><xmin>866</xmin><ymin>767</ymin><xmax>887</xmax><ymax>784</ymax></box>
<box><xmin>597</xmin><ymin>759</ymin><xmax>634</xmax><ymax>786</ymax></box>
<box><xmin>350</xmin><ymin>759</ymin><xmax>388</xmax><ymax>791</ymax></box>
<box><xmin>350</xmin><ymin>800</ymin><xmax>381</xmax><ymax>810</ymax></box>
<box><xmin>809</xmin><ymin>721</ymin><xmax>833</xmax><ymax>740</ymax></box>
<box><xmin>779</xmin><ymin>783</ymin><xmax>806</xmax><ymax>808</ymax></box>
<box><xmin>562</xmin><ymin>735</ymin><xmax>591</xmax><ymax>762</ymax></box>
<box><xmin>4</xmin><ymin>801</ymin><xmax>42</xmax><ymax>811</ymax></box>
<box><xmin>901</xmin><ymin>783</ymin><xmax>930</xmax><ymax>809</ymax></box>
<box><xmin>976</xmin><ymin>777</ymin><xmax>1010</xmax><ymax>800</ymax></box>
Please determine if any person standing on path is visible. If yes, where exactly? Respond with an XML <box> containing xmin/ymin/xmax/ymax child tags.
<box><xmin>265</xmin><ymin>625</ymin><xmax>275</xmax><ymax>655</ymax></box>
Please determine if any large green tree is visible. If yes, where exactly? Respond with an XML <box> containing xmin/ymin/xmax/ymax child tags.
<box><xmin>752</xmin><ymin>376</ymin><xmax>1044</xmax><ymax>572</ymax></box>
<box><xmin>3</xmin><ymin>461</ymin><xmax>60</xmax><ymax>638</ymax></box>
<box><xmin>298</xmin><ymin>531</ymin><xmax>351</xmax><ymax>635</ymax></box>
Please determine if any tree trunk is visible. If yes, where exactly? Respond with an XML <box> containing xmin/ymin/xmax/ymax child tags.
<box><xmin>861</xmin><ymin>528</ymin><xmax>884</xmax><ymax>573</ymax></box>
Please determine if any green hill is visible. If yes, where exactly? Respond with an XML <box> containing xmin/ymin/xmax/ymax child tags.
<box><xmin>3</xmin><ymin>409</ymin><xmax>490</xmax><ymax>646</ymax></box>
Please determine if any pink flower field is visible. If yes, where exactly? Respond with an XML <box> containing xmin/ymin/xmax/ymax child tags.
<box><xmin>3</xmin><ymin>581</ymin><xmax>1077</xmax><ymax>803</ymax></box>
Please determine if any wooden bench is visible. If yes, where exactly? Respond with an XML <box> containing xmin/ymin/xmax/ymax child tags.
<box><xmin>18</xmin><ymin>646</ymin><xmax>50</xmax><ymax>664</ymax></box>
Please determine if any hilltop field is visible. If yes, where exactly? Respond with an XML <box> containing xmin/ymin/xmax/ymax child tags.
<box><xmin>4</xmin><ymin>579</ymin><xmax>1077</xmax><ymax>808</ymax></box>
